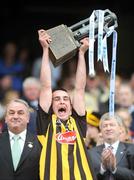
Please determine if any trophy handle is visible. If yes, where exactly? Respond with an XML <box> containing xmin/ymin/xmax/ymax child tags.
<box><xmin>70</xmin><ymin>9</ymin><xmax>118</xmax><ymax>41</ymax></box>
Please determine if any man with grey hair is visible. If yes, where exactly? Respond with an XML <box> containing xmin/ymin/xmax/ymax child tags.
<box><xmin>0</xmin><ymin>99</ymin><xmax>41</xmax><ymax>180</ymax></box>
<box><xmin>22</xmin><ymin>76</ymin><xmax>41</xmax><ymax>110</ymax></box>
<box><xmin>88</xmin><ymin>112</ymin><xmax>134</xmax><ymax>180</ymax></box>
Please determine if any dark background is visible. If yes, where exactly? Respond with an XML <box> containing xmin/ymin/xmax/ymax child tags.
<box><xmin>0</xmin><ymin>0</ymin><xmax>134</xmax><ymax>79</ymax></box>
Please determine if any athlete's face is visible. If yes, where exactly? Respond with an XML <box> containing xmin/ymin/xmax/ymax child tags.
<box><xmin>52</xmin><ymin>90</ymin><xmax>72</xmax><ymax>120</ymax></box>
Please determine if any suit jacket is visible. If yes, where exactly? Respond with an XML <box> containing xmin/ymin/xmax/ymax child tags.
<box><xmin>88</xmin><ymin>142</ymin><xmax>134</xmax><ymax>180</ymax></box>
<box><xmin>0</xmin><ymin>131</ymin><xmax>42</xmax><ymax>180</ymax></box>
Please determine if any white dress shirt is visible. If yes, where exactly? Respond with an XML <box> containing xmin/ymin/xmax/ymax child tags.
<box><xmin>104</xmin><ymin>140</ymin><xmax>119</xmax><ymax>155</ymax></box>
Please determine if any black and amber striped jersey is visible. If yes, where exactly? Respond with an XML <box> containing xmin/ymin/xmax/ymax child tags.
<box><xmin>37</xmin><ymin>105</ymin><xmax>96</xmax><ymax>180</ymax></box>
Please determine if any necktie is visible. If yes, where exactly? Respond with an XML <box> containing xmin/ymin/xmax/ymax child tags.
<box><xmin>11</xmin><ymin>135</ymin><xmax>21</xmax><ymax>170</ymax></box>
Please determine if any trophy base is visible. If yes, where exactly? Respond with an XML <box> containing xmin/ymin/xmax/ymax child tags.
<box><xmin>47</xmin><ymin>25</ymin><xmax>80</xmax><ymax>67</ymax></box>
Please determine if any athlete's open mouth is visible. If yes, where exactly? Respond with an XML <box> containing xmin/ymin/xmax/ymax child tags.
<box><xmin>58</xmin><ymin>107</ymin><xmax>66</xmax><ymax>113</ymax></box>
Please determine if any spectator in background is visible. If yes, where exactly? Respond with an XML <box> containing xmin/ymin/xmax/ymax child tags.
<box><xmin>85</xmin><ymin>111</ymin><xmax>102</xmax><ymax>149</ymax></box>
<box><xmin>0</xmin><ymin>75</ymin><xmax>12</xmax><ymax>101</ymax></box>
<box><xmin>0</xmin><ymin>41</ymin><xmax>25</xmax><ymax>92</ymax></box>
<box><xmin>2</xmin><ymin>90</ymin><xmax>20</xmax><ymax>106</ymax></box>
<box><xmin>22</xmin><ymin>77</ymin><xmax>41</xmax><ymax>111</ymax></box>
<box><xmin>116</xmin><ymin>108</ymin><xmax>132</xmax><ymax>143</ymax></box>
<box><xmin>119</xmin><ymin>120</ymin><xmax>132</xmax><ymax>143</ymax></box>
<box><xmin>117</xmin><ymin>83</ymin><xmax>134</xmax><ymax>111</ymax></box>
<box><xmin>22</xmin><ymin>76</ymin><xmax>41</xmax><ymax>134</ymax></box>
<box><xmin>85</xmin><ymin>76</ymin><xmax>102</xmax><ymax>112</ymax></box>
<box><xmin>116</xmin><ymin>108</ymin><xmax>132</xmax><ymax>130</ymax></box>
<box><xmin>0</xmin><ymin>99</ymin><xmax>41</xmax><ymax>180</ymax></box>
<box><xmin>117</xmin><ymin>83</ymin><xmax>134</xmax><ymax>140</ymax></box>
<box><xmin>88</xmin><ymin>112</ymin><xmax>134</xmax><ymax>180</ymax></box>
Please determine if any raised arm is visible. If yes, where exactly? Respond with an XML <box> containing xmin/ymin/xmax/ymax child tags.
<box><xmin>38</xmin><ymin>29</ymin><xmax>52</xmax><ymax>112</ymax></box>
<box><xmin>72</xmin><ymin>38</ymin><xmax>89</xmax><ymax>116</ymax></box>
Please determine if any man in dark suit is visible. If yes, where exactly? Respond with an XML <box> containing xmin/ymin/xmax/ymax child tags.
<box><xmin>0</xmin><ymin>99</ymin><xmax>41</xmax><ymax>180</ymax></box>
<box><xmin>88</xmin><ymin>112</ymin><xmax>134</xmax><ymax>180</ymax></box>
